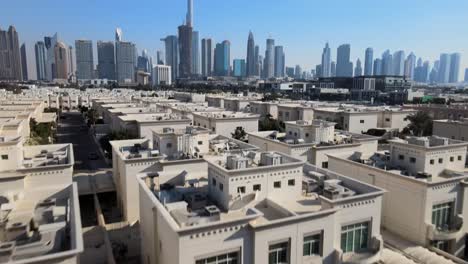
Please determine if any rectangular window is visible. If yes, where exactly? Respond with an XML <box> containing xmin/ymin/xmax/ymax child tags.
<box><xmin>409</xmin><ymin>157</ymin><xmax>416</xmax><ymax>163</ymax></box>
<box><xmin>196</xmin><ymin>251</ymin><xmax>240</xmax><ymax>264</ymax></box>
<box><xmin>432</xmin><ymin>202</ymin><xmax>454</xmax><ymax>229</ymax></box>
<box><xmin>274</xmin><ymin>181</ymin><xmax>281</xmax><ymax>188</ymax></box>
<box><xmin>253</xmin><ymin>184</ymin><xmax>261</xmax><ymax>191</ymax></box>
<box><xmin>450</xmin><ymin>157</ymin><xmax>454</xmax><ymax>162</ymax></box>
<box><xmin>1</xmin><ymin>155</ymin><xmax>8</xmax><ymax>160</ymax></box>
<box><xmin>198</xmin><ymin>141</ymin><xmax>203</xmax><ymax>145</ymax></box>
<box><xmin>237</xmin><ymin>186</ymin><xmax>246</xmax><ymax>194</ymax></box>
<box><xmin>166</xmin><ymin>143</ymin><xmax>172</xmax><ymax>148</ymax></box>
<box><xmin>439</xmin><ymin>158</ymin><xmax>443</xmax><ymax>164</ymax></box>
<box><xmin>219</xmin><ymin>183</ymin><xmax>224</xmax><ymax>191</ymax></box>
<box><xmin>398</xmin><ymin>155</ymin><xmax>404</xmax><ymax>160</ymax></box>
<box><xmin>385</xmin><ymin>118</ymin><xmax>391</xmax><ymax>122</ymax></box>
<box><xmin>458</xmin><ymin>156</ymin><xmax>463</xmax><ymax>161</ymax></box>
<box><xmin>269</xmin><ymin>241</ymin><xmax>289</xmax><ymax>264</ymax></box>
<box><xmin>303</xmin><ymin>233</ymin><xmax>321</xmax><ymax>256</ymax></box>
<box><xmin>322</xmin><ymin>162</ymin><xmax>329</xmax><ymax>169</ymax></box>
<box><xmin>360</xmin><ymin>120</ymin><xmax>365</xmax><ymax>124</ymax></box>
<box><xmin>341</xmin><ymin>222</ymin><xmax>369</xmax><ymax>253</ymax></box>
<box><xmin>212</xmin><ymin>178</ymin><xmax>216</xmax><ymax>186</ymax></box>
<box><xmin>288</xmin><ymin>179</ymin><xmax>295</xmax><ymax>186</ymax></box>
<box><xmin>430</xmin><ymin>159</ymin><xmax>435</xmax><ymax>165</ymax></box>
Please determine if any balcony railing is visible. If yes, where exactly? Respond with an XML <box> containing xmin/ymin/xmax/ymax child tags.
<box><xmin>335</xmin><ymin>235</ymin><xmax>383</xmax><ymax>264</ymax></box>
<box><xmin>427</xmin><ymin>214</ymin><xmax>464</xmax><ymax>241</ymax></box>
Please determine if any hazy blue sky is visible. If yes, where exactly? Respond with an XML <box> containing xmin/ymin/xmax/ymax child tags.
<box><xmin>3</xmin><ymin>0</ymin><xmax>468</xmax><ymax>79</ymax></box>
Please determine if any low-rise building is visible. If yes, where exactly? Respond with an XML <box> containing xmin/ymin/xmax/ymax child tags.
<box><xmin>192</xmin><ymin>111</ymin><xmax>259</xmax><ymax>137</ymax></box>
<box><xmin>138</xmin><ymin>151</ymin><xmax>385</xmax><ymax>264</ymax></box>
<box><xmin>433</xmin><ymin>119</ymin><xmax>468</xmax><ymax>141</ymax></box>
<box><xmin>0</xmin><ymin>136</ymin><xmax>82</xmax><ymax>263</ymax></box>
<box><xmin>248</xmin><ymin>120</ymin><xmax>378</xmax><ymax>168</ymax></box>
<box><xmin>328</xmin><ymin>136</ymin><xmax>468</xmax><ymax>258</ymax></box>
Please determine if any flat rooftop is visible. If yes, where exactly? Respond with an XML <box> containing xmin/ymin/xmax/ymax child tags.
<box><xmin>193</xmin><ymin>111</ymin><xmax>260</xmax><ymax>119</ymax></box>
<box><xmin>118</xmin><ymin>113</ymin><xmax>189</xmax><ymax>123</ymax></box>
<box><xmin>21</xmin><ymin>144</ymin><xmax>72</xmax><ymax>169</ymax></box>
<box><xmin>140</xmin><ymin>162</ymin><xmax>382</xmax><ymax>230</ymax></box>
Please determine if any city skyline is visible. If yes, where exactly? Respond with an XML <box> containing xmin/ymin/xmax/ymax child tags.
<box><xmin>4</xmin><ymin>0</ymin><xmax>468</xmax><ymax>80</ymax></box>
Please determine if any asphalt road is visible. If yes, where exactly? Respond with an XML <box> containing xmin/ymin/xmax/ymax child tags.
<box><xmin>56</xmin><ymin>111</ymin><xmax>110</xmax><ymax>171</ymax></box>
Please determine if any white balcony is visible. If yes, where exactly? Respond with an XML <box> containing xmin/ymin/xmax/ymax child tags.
<box><xmin>336</xmin><ymin>235</ymin><xmax>383</xmax><ymax>264</ymax></box>
<box><xmin>427</xmin><ymin>214</ymin><xmax>464</xmax><ymax>241</ymax></box>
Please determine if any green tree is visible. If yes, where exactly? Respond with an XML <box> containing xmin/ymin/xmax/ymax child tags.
<box><xmin>404</xmin><ymin>111</ymin><xmax>433</xmax><ymax>137</ymax></box>
<box><xmin>259</xmin><ymin>114</ymin><xmax>285</xmax><ymax>132</ymax></box>
<box><xmin>86</xmin><ymin>109</ymin><xmax>99</xmax><ymax>126</ymax></box>
<box><xmin>231</xmin><ymin>127</ymin><xmax>247</xmax><ymax>141</ymax></box>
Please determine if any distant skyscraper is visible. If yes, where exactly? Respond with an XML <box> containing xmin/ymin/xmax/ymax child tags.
<box><xmin>392</xmin><ymin>50</ymin><xmax>405</xmax><ymax>76</ymax></box>
<box><xmin>330</xmin><ymin>61</ymin><xmax>336</xmax><ymax>77</ymax></box>
<box><xmin>254</xmin><ymin>45</ymin><xmax>261</xmax><ymax>76</ymax></box>
<box><xmin>178</xmin><ymin>24</ymin><xmax>193</xmax><ymax>78</ymax></box>
<box><xmin>295</xmin><ymin>65</ymin><xmax>302</xmax><ymax>79</ymax></box>
<box><xmin>246</xmin><ymin>32</ymin><xmax>256</xmax><ymax>77</ymax></box>
<box><xmin>54</xmin><ymin>42</ymin><xmax>69</xmax><ymax>79</ymax></box>
<box><xmin>316</xmin><ymin>64</ymin><xmax>322</xmax><ymax>78</ymax></box>
<box><xmin>162</xmin><ymin>36</ymin><xmax>178</xmax><ymax>80</ymax></box>
<box><xmin>336</xmin><ymin>44</ymin><xmax>352</xmax><ymax>77</ymax></box>
<box><xmin>192</xmin><ymin>31</ymin><xmax>200</xmax><ymax>75</ymax></box>
<box><xmin>156</xmin><ymin>50</ymin><xmax>164</xmax><ymax>65</ymax></box>
<box><xmin>137</xmin><ymin>51</ymin><xmax>151</xmax><ymax>73</ymax></box>
<box><xmin>438</xmin><ymin>53</ymin><xmax>451</xmax><ymax>83</ymax></box>
<box><xmin>274</xmin><ymin>46</ymin><xmax>285</xmax><ymax>78</ymax></box>
<box><xmin>186</xmin><ymin>0</ymin><xmax>193</xmax><ymax>27</ymax></box>
<box><xmin>321</xmin><ymin>43</ymin><xmax>331</xmax><ymax>77</ymax></box>
<box><xmin>364</xmin><ymin>48</ymin><xmax>373</xmax><ymax>75</ymax></box>
<box><xmin>449</xmin><ymin>53</ymin><xmax>461</xmax><ymax>83</ymax></box>
<box><xmin>201</xmin><ymin>38</ymin><xmax>213</xmax><ymax>77</ymax></box>
<box><xmin>404</xmin><ymin>52</ymin><xmax>416</xmax><ymax>79</ymax></box>
<box><xmin>75</xmin><ymin>40</ymin><xmax>94</xmax><ymax>80</ymax></box>
<box><xmin>382</xmin><ymin>50</ymin><xmax>393</xmax><ymax>75</ymax></box>
<box><xmin>233</xmin><ymin>59</ymin><xmax>246</xmax><ymax>77</ymax></box>
<box><xmin>264</xmin><ymin>39</ymin><xmax>275</xmax><ymax>78</ymax></box>
<box><xmin>285</xmin><ymin>67</ymin><xmax>294</xmax><ymax>78</ymax></box>
<box><xmin>97</xmin><ymin>41</ymin><xmax>115</xmax><ymax>80</ymax></box>
<box><xmin>0</xmin><ymin>26</ymin><xmax>22</xmax><ymax>80</ymax></box>
<box><xmin>465</xmin><ymin>69</ymin><xmax>468</xmax><ymax>83</ymax></box>
<box><xmin>373</xmin><ymin>58</ymin><xmax>382</xmax><ymax>75</ymax></box>
<box><xmin>34</xmin><ymin>41</ymin><xmax>47</xmax><ymax>80</ymax></box>
<box><xmin>214</xmin><ymin>40</ymin><xmax>230</xmax><ymax>76</ymax></box>
<box><xmin>354</xmin><ymin>59</ymin><xmax>362</xmax><ymax>76</ymax></box>
<box><xmin>44</xmin><ymin>33</ymin><xmax>58</xmax><ymax>80</ymax></box>
<box><xmin>115</xmin><ymin>41</ymin><xmax>136</xmax><ymax>83</ymax></box>
<box><xmin>68</xmin><ymin>45</ymin><xmax>74</xmax><ymax>77</ymax></box>
<box><xmin>20</xmin><ymin>43</ymin><xmax>28</xmax><ymax>80</ymax></box>
<box><xmin>115</xmin><ymin>28</ymin><xmax>122</xmax><ymax>42</ymax></box>
<box><xmin>414</xmin><ymin>60</ymin><xmax>430</xmax><ymax>83</ymax></box>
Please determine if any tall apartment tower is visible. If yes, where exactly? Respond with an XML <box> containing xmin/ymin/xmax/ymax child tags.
<box><xmin>336</xmin><ymin>44</ymin><xmax>352</xmax><ymax>77</ymax></box>
<box><xmin>321</xmin><ymin>43</ymin><xmax>331</xmax><ymax>77</ymax></box>
<box><xmin>20</xmin><ymin>43</ymin><xmax>28</xmax><ymax>80</ymax></box>
<box><xmin>178</xmin><ymin>24</ymin><xmax>193</xmax><ymax>78</ymax></box>
<box><xmin>54</xmin><ymin>42</ymin><xmax>69</xmax><ymax>80</ymax></box>
<box><xmin>364</xmin><ymin>48</ymin><xmax>373</xmax><ymax>76</ymax></box>
<box><xmin>34</xmin><ymin>41</ymin><xmax>47</xmax><ymax>80</ymax></box>
<box><xmin>162</xmin><ymin>35</ymin><xmax>178</xmax><ymax>80</ymax></box>
<box><xmin>381</xmin><ymin>50</ymin><xmax>393</xmax><ymax>75</ymax></box>
<box><xmin>246</xmin><ymin>31</ymin><xmax>256</xmax><ymax>77</ymax></box>
<box><xmin>75</xmin><ymin>40</ymin><xmax>94</xmax><ymax>80</ymax></box>
<box><xmin>264</xmin><ymin>38</ymin><xmax>275</xmax><ymax>78</ymax></box>
<box><xmin>115</xmin><ymin>41</ymin><xmax>136</xmax><ymax>83</ymax></box>
<box><xmin>214</xmin><ymin>40</ymin><xmax>230</xmax><ymax>76</ymax></box>
<box><xmin>0</xmin><ymin>26</ymin><xmax>22</xmax><ymax>80</ymax></box>
<box><xmin>392</xmin><ymin>50</ymin><xmax>405</xmax><ymax>76</ymax></box>
<box><xmin>274</xmin><ymin>46</ymin><xmax>285</xmax><ymax>78</ymax></box>
<box><xmin>438</xmin><ymin>53</ymin><xmax>451</xmax><ymax>84</ymax></box>
<box><xmin>201</xmin><ymin>38</ymin><xmax>213</xmax><ymax>77</ymax></box>
<box><xmin>192</xmin><ymin>31</ymin><xmax>200</xmax><ymax>75</ymax></box>
<box><xmin>449</xmin><ymin>53</ymin><xmax>461</xmax><ymax>83</ymax></box>
<box><xmin>97</xmin><ymin>41</ymin><xmax>116</xmax><ymax>80</ymax></box>
<box><xmin>354</xmin><ymin>58</ymin><xmax>362</xmax><ymax>76</ymax></box>
<box><xmin>44</xmin><ymin>33</ymin><xmax>58</xmax><ymax>80</ymax></box>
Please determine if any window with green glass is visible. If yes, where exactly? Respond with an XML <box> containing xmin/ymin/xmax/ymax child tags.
<box><xmin>432</xmin><ymin>202</ymin><xmax>454</xmax><ymax>229</ymax></box>
<box><xmin>195</xmin><ymin>251</ymin><xmax>239</xmax><ymax>264</ymax></box>
<box><xmin>303</xmin><ymin>233</ymin><xmax>321</xmax><ymax>256</ymax></box>
<box><xmin>269</xmin><ymin>241</ymin><xmax>289</xmax><ymax>264</ymax></box>
<box><xmin>340</xmin><ymin>222</ymin><xmax>369</xmax><ymax>253</ymax></box>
